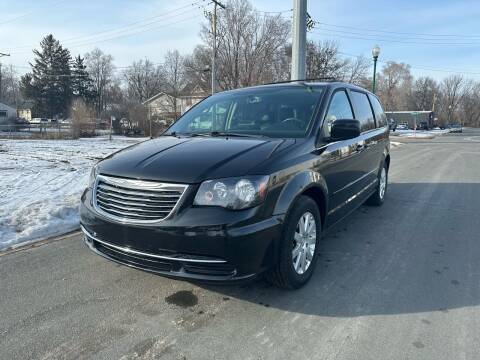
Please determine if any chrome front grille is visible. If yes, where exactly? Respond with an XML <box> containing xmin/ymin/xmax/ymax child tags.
<box><xmin>93</xmin><ymin>175</ymin><xmax>188</xmax><ymax>223</ymax></box>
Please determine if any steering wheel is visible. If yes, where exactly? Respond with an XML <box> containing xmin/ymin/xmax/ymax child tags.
<box><xmin>281</xmin><ymin>117</ymin><xmax>303</xmax><ymax>129</ymax></box>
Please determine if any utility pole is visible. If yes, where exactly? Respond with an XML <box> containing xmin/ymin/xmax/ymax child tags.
<box><xmin>0</xmin><ymin>53</ymin><xmax>11</xmax><ymax>102</ymax></box>
<box><xmin>432</xmin><ymin>92</ymin><xmax>437</xmax><ymax>112</ymax></box>
<box><xmin>211</xmin><ymin>0</ymin><xmax>225</xmax><ymax>94</ymax></box>
<box><xmin>291</xmin><ymin>0</ymin><xmax>307</xmax><ymax>81</ymax></box>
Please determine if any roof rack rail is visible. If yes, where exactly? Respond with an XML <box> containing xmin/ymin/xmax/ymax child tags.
<box><xmin>262</xmin><ymin>77</ymin><xmax>338</xmax><ymax>86</ymax></box>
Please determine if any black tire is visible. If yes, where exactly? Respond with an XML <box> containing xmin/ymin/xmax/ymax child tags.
<box><xmin>266</xmin><ymin>195</ymin><xmax>321</xmax><ymax>289</ymax></box>
<box><xmin>366</xmin><ymin>162</ymin><xmax>388</xmax><ymax>206</ymax></box>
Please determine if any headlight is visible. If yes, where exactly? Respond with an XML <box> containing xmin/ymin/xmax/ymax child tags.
<box><xmin>88</xmin><ymin>164</ymin><xmax>99</xmax><ymax>188</ymax></box>
<box><xmin>194</xmin><ymin>176</ymin><xmax>269</xmax><ymax>210</ymax></box>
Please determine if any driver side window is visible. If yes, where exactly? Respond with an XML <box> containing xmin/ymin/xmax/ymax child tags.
<box><xmin>324</xmin><ymin>90</ymin><xmax>354</xmax><ymax>137</ymax></box>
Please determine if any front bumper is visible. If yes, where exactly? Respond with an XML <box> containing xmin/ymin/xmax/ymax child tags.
<box><xmin>80</xmin><ymin>188</ymin><xmax>284</xmax><ymax>282</ymax></box>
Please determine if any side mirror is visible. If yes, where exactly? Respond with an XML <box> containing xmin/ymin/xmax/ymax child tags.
<box><xmin>331</xmin><ymin>119</ymin><xmax>361</xmax><ymax>141</ymax></box>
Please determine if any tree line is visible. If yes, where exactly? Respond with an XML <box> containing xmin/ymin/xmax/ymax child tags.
<box><xmin>0</xmin><ymin>0</ymin><xmax>478</xmax><ymax>127</ymax></box>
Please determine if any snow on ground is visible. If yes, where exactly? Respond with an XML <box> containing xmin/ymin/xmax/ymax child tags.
<box><xmin>391</xmin><ymin>128</ymin><xmax>451</xmax><ymax>138</ymax></box>
<box><xmin>0</xmin><ymin>136</ymin><xmax>147</xmax><ymax>250</ymax></box>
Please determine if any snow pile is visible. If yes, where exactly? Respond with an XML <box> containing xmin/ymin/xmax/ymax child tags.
<box><xmin>392</xmin><ymin>128</ymin><xmax>451</xmax><ymax>139</ymax></box>
<box><xmin>0</xmin><ymin>136</ymin><xmax>147</xmax><ymax>250</ymax></box>
<box><xmin>398</xmin><ymin>132</ymin><xmax>435</xmax><ymax>139</ymax></box>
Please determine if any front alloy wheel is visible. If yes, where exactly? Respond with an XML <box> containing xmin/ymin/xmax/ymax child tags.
<box><xmin>292</xmin><ymin>212</ymin><xmax>316</xmax><ymax>275</ymax></box>
<box><xmin>266</xmin><ymin>195</ymin><xmax>321</xmax><ymax>289</ymax></box>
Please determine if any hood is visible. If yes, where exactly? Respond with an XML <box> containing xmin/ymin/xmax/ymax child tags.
<box><xmin>98</xmin><ymin>136</ymin><xmax>296</xmax><ymax>184</ymax></box>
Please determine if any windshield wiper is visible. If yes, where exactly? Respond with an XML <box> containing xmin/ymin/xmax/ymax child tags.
<box><xmin>164</xmin><ymin>132</ymin><xmax>268</xmax><ymax>138</ymax></box>
<box><xmin>162</xmin><ymin>131</ymin><xmax>181</xmax><ymax>137</ymax></box>
<box><xmin>208</xmin><ymin>131</ymin><xmax>268</xmax><ymax>138</ymax></box>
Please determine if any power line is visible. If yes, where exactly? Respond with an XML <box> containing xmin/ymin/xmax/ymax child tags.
<box><xmin>5</xmin><ymin>1</ymin><xmax>208</xmax><ymax>53</ymax></box>
<box><xmin>63</xmin><ymin>13</ymin><xmax>204</xmax><ymax>50</ymax></box>
<box><xmin>0</xmin><ymin>0</ymin><xmax>68</xmax><ymax>26</ymax></box>
<box><xmin>337</xmin><ymin>50</ymin><xmax>480</xmax><ymax>76</ymax></box>
<box><xmin>8</xmin><ymin>13</ymin><xmax>203</xmax><ymax>56</ymax></box>
<box><xmin>59</xmin><ymin>1</ymin><xmax>206</xmax><ymax>45</ymax></box>
<box><xmin>310</xmin><ymin>30</ymin><xmax>480</xmax><ymax>46</ymax></box>
<box><xmin>256</xmin><ymin>9</ymin><xmax>293</xmax><ymax>14</ymax></box>
<box><xmin>315</xmin><ymin>21</ymin><xmax>480</xmax><ymax>40</ymax></box>
<box><xmin>316</xmin><ymin>26</ymin><xmax>480</xmax><ymax>42</ymax></box>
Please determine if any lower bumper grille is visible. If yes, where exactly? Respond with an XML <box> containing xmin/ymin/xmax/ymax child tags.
<box><xmin>95</xmin><ymin>241</ymin><xmax>173</xmax><ymax>272</ymax></box>
<box><xmin>81</xmin><ymin>226</ymin><xmax>236</xmax><ymax>279</ymax></box>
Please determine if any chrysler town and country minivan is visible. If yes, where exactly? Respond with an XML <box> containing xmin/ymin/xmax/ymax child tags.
<box><xmin>80</xmin><ymin>80</ymin><xmax>390</xmax><ymax>289</ymax></box>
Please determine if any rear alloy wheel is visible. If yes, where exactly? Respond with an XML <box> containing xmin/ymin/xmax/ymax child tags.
<box><xmin>366</xmin><ymin>162</ymin><xmax>388</xmax><ymax>206</ymax></box>
<box><xmin>266</xmin><ymin>195</ymin><xmax>321</xmax><ymax>289</ymax></box>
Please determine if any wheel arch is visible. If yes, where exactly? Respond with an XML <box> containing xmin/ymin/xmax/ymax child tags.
<box><xmin>273</xmin><ymin>170</ymin><xmax>328</xmax><ymax>227</ymax></box>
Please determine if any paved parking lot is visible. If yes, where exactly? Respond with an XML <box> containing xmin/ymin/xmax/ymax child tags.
<box><xmin>2</xmin><ymin>129</ymin><xmax>480</xmax><ymax>360</ymax></box>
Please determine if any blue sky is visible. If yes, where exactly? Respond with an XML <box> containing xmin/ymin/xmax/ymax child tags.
<box><xmin>1</xmin><ymin>0</ymin><xmax>480</xmax><ymax>80</ymax></box>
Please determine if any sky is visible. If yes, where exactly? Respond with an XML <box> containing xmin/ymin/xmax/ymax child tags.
<box><xmin>1</xmin><ymin>0</ymin><xmax>480</xmax><ymax>80</ymax></box>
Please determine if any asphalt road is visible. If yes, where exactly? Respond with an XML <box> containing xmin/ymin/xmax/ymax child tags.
<box><xmin>2</xmin><ymin>129</ymin><xmax>480</xmax><ymax>360</ymax></box>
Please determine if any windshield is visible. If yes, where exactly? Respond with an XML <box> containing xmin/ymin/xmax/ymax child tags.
<box><xmin>166</xmin><ymin>86</ymin><xmax>324</xmax><ymax>138</ymax></box>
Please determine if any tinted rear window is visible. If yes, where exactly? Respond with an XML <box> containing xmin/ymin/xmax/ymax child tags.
<box><xmin>368</xmin><ymin>94</ymin><xmax>387</xmax><ymax>128</ymax></box>
<box><xmin>350</xmin><ymin>91</ymin><xmax>375</xmax><ymax>132</ymax></box>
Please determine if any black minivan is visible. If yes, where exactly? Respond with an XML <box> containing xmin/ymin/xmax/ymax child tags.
<box><xmin>80</xmin><ymin>80</ymin><xmax>390</xmax><ymax>289</ymax></box>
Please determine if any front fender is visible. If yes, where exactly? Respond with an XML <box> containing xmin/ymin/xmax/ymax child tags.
<box><xmin>272</xmin><ymin>170</ymin><xmax>328</xmax><ymax>216</ymax></box>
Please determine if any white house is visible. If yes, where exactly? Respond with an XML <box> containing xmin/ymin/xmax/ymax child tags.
<box><xmin>142</xmin><ymin>83</ymin><xmax>209</xmax><ymax>125</ymax></box>
<box><xmin>0</xmin><ymin>103</ymin><xmax>17</xmax><ymax>130</ymax></box>
<box><xmin>142</xmin><ymin>92</ymin><xmax>181</xmax><ymax>124</ymax></box>
<box><xmin>178</xmin><ymin>83</ymin><xmax>209</xmax><ymax>114</ymax></box>
<box><xmin>0</xmin><ymin>101</ymin><xmax>16</xmax><ymax>122</ymax></box>
<box><xmin>17</xmin><ymin>100</ymin><xmax>34</xmax><ymax>121</ymax></box>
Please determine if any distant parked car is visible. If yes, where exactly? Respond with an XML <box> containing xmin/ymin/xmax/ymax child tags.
<box><xmin>389</xmin><ymin>119</ymin><xmax>397</xmax><ymax>131</ymax></box>
<box><xmin>418</xmin><ymin>121</ymin><xmax>429</xmax><ymax>130</ymax></box>
<box><xmin>397</xmin><ymin>123</ymin><xmax>409</xmax><ymax>130</ymax></box>
<box><xmin>448</xmin><ymin>124</ymin><xmax>463</xmax><ymax>133</ymax></box>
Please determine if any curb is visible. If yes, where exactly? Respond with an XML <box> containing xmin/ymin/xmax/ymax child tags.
<box><xmin>0</xmin><ymin>229</ymin><xmax>81</xmax><ymax>256</ymax></box>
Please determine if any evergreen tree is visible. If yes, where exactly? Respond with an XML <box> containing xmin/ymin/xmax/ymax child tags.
<box><xmin>72</xmin><ymin>55</ymin><xmax>95</xmax><ymax>104</ymax></box>
<box><xmin>20</xmin><ymin>34</ymin><xmax>72</xmax><ymax>118</ymax></box>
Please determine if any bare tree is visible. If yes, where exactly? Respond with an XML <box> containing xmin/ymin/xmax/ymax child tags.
<box><xmin>407</xmin><ymin>77</ymin><xmax>438</xmax><ymax>111</ymax></box>
<box><xmin>0</xmin><ymin>64</ymin><xmax>21</xmax><ymax>106</ymax></box>
<box><xmin>460</xmin><ymin>80</ymin><xmax>480</xmax><ymax>127</ymax></box>
<box><xmin>127</xmin><ymin>103</ymin><xmax>149</xmax><ymax>134</ymax></box>
<box><xmin>161</xmin><ymin>50</ymin><xmax>186</xmax><ymax>118</ymax></box>
<box><xmin>306</xmin><ymin>40</ymin><xmax>349</xmax><ymax>80</ymax></box>
<box><xmin>438</xmin><ymin>75</ymin><xmax>465</xmax><ymax>125</ymax></box>
<box><xmin>343</xmin><ymin>55</ymin><xmax>370</xmax><ymax>85</ymax></box>
<box><xmin>183</xmin><ymin>45</ymin><xmax>212</xmax><ymax>91</ymax></box>
<box><xmin>124</xmin><ymin>59</ymin><xmax>163</xmax><ymax>103</ymax></box>
<box><xmin>201</xmin><ymin>0</ymin><xmax>290</xmax><ymax>89</ymax></box>
<box><xmin>70</xmin><ymin>98</ymin><xmax>94</xmax><ymax>138</ymax></box>
<box><xmin>84</xmin><ymin>48</ymin><xmax>115</xmax><ymax>116</ymax></box>
<box><xmin>376</xmin><ymin>62</ymin><xmax>412</xmax><ymax>110</ymax></box>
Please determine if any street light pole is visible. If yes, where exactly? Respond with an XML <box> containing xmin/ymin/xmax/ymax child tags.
<box><xmin>291</xmin><ymin>0</ymin><xmax>307</xmax><ymax>81</ymax></box>
<box><xmin>371</xmin><ymin>45</ymin><xmax>380</xmax><ymax>94</ymax></box>
<box><xmin>211</xmin><ymin>0</ymin><xmax>225</xmax><ymax>94</ymax></box>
